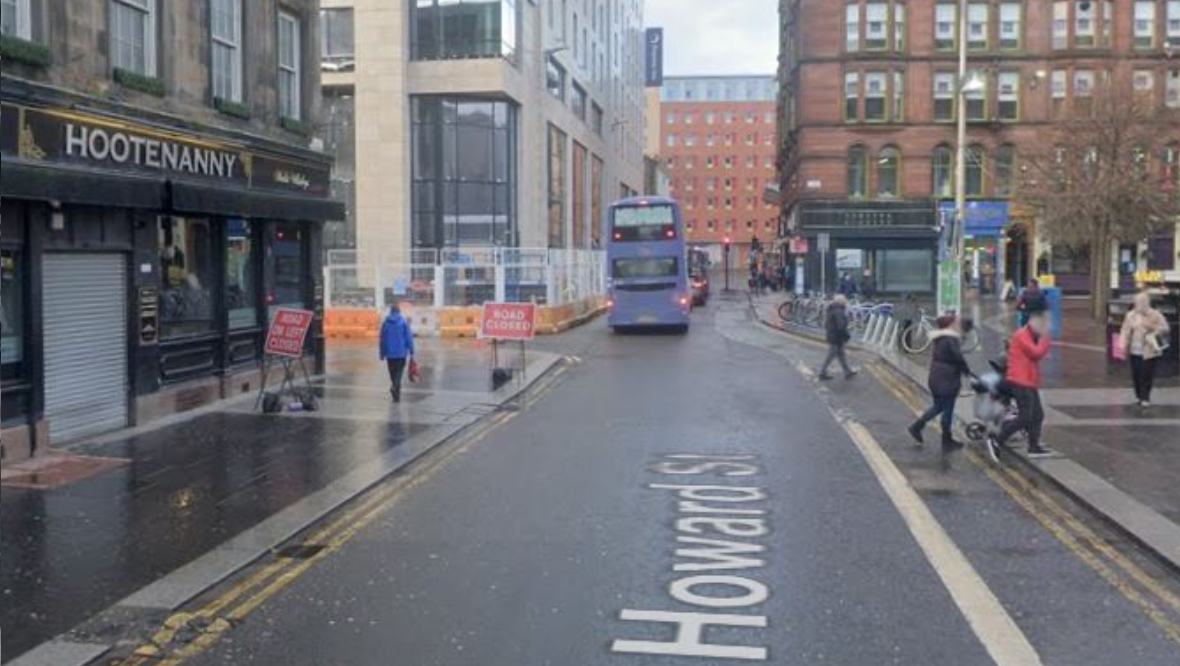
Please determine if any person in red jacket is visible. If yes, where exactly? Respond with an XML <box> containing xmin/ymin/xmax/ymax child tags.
<box><xmin>987</xmin><ymin>312</ymin><xmax>1053</xmax><ymax>461</ymax></box>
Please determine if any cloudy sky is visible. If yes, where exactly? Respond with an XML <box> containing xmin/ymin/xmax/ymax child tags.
<box><xmin>644</xmin><ymin>0</ymin><xmax>778</xmax><ymax>76</ymax></box>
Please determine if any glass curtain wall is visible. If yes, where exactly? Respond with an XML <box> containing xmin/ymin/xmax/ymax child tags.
<box><xmin>411</xmin><ymin>97</ymin><xmax>518</xmax><ymax>248</ymax></box>
<box><xmin>411</xmin><ymin>0</ymin><xmax>518</xmax><ymax>60</ymax></box>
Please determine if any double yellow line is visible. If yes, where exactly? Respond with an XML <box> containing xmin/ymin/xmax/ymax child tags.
<box><xmin>864</xmin><ymin>362</ymin><xmax>1180</xmax><ymax>648</ymax></box>
<box><xmin>115</xmin><ymin>364</ymin><xmax>573</xmax><ymax>664</ymax></box>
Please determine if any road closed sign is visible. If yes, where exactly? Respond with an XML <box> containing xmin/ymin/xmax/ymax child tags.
<box><xmin>264</xmin><ymin>308</ymin><xmax>314</xmax><ymax>358</ymax></box>
<box><xmin>480</xmin><ymin>303</ymin><xmax>536</xmax><ymax>341</ymax></box>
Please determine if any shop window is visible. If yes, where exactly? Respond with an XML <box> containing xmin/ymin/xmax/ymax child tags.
<box><xmin>965</xmin><ymin>145</ymin><xmax>985</xmax><ymax>196</ymax></box>
<box><xmin>272</xmin><ymin>223</ymin><xmax>306</xmax><ymax>314</ymax></box>
<box><xmin>1148</xmin><ymin>235</ymin><xmax>1176</xmax><ymax>270</ymax></box>
<box><xmin>995</xmin><ymin>145</ymin><xmax>1016</xmax><ymax>196</ymax></box>
<box><xmin>159</xmin><ymin>216</ymin><xmax>215</xmax><ymax>339</ymax></box>
<box><xmin>932</xmin><ymin>145</ymin><xmax>953</xmax><ymax>197</ymax></box>
<box><xmin>847</xmin><ymin>145</ymin><xmax>868</xmax><ymax>198</ymax></box>
<box><xmin>1</xmin><ymin>249</ymin><xmax>23</xmax><ymax>372</ymax></box>
<box><xmin>875</xmin><ymin>248</ymin><xmax>932</xmax><ymax>292</ymax></box>
<box><xmin>877</xmin><ymin>147</ymin><xmax>900</xmax><ymax>198</ymax></box>
<box><xmin>225</xmin><ymin>219</ymin><xmax>258</xmax><ymax>330</ymax></box>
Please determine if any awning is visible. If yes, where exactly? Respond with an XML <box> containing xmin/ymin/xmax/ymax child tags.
<box><xmin>169</xmin><ymin>181</ymin><xmax>346</xmax><ymax>221</ymax></box>
<box><xmin>0</xmin><ymin>158</ymin><xmax>165</xmax><ymax>209</ymax></box>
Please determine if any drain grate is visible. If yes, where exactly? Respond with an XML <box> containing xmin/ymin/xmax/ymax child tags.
<box><xmin>273</xmin><ymin>543</ymin><xmax>326</xmax><ymax>560</ymax></box>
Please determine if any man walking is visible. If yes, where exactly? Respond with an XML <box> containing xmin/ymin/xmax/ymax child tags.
<box><xmin>818</xmin><ymin>294</ymin><xmax>857</xmax><ymax>380</ymax></box>
<box><xmin>379</xmin><ymin>304</ymin><xmax>415</xmax><ymax>403</ymax></box>
<box><xmin>988</xmin><ymin>311</ymin><xmax>1052</xmax><ymax>461</ymax></box>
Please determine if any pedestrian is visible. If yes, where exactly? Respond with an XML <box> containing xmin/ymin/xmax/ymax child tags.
<box><xmin>838</xmin><ymin>272</ymin><xmax>857</xmax><ymax>297</ymax></box>
<box><xmin>1015</xmin><ymin>278</ymin><xmax>1046</xmax><ymax>328</ymax></box>
<box><xmin>1120</xmin><ymin>291</ymin><xmax>1170</xmax><ymax>407</ymax></box>
<box><xmin>818</xmin><ymin>294</ymin><xmax>858</xmax><ymax>380</ymax></box>
<box><xmin>859</xmin><ymin>268</ymin><xmax>877</xmax><ymax>300</ymax></box>
<box><xmin>988</xmin><ymin>311</ymin><xmax>1052</xmax><ymax>460</ymax></box>
<box><xmin>908</xmin><ymin>314</ymin><xmax>973</xmax><ymax>451</ymax></box>
<box><xmin>379</xmin><ymin>303</ymin><xmax>415</xmax><ymax>403</ymax></box>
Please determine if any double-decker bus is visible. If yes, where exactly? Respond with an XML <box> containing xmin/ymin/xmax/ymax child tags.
<box><xmin>605</xmin><ymin>196</ymin><xmax>691</xmax><ymax>332</ymax></box>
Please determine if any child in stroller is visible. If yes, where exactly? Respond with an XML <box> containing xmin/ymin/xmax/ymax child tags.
<box><xmin>965</xmin><ymin>356</ymin><xmax>1021</xmax><ymax>463</ymax></box>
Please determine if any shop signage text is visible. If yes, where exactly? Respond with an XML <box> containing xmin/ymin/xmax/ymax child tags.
<box><xmin>65</xmin><ymin>123</ymin><xmax>239</xmax><ymax>179</ymax></box>
<box><xmin>799</xmin><ymin>201</ymin><xmax>936</xmax><ymax>232</ymax></box>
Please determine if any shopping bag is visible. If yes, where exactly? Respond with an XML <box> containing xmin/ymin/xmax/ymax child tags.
<box><xmin>408</xmin><ymin>358</ymin><xmax>422</xmax><ymax>383</ymax></box>
<box><xmin>1111</xmin><ymin>333</ymin><xmax>1127</xmax><ymax>362</ymax></box>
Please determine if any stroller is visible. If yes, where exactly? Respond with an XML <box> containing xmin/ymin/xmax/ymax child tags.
<box><xmin>964</xmin><ymin>352</ymin><xmax>1022</xmax><ymax>460</ymax></box>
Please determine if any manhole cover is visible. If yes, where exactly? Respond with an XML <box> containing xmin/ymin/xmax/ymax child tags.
<box><xmin>1</xmin><ymin>454</ymin><xmax>128</xmax><ymax>489</ymax></box>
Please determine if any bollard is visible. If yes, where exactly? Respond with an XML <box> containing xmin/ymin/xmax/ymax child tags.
<box><xmin>885</xmin><ymin>318</ymin><xmax>901</xmax><ymax>350</ymax></box>
<box><xmin>865</xmin><ymin>314</ymin><xmax>880</xmax><ymax>344</ymax></box>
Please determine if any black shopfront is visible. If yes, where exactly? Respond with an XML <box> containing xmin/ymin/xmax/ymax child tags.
<box><xmin>1</xmin><ymin>85</ymin><xmax>343</xmax><ymax>451</ymax></box>
<box><xmin>796</xmin><ymin>200</ymin><xmax>939</xmax><ymax>296</ymax></box>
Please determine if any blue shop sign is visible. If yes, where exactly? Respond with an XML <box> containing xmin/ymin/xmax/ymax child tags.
<box><xmin>938</xmin><ymin>200</ymin><xmax>1009</xmax><ymax>237</ymax></box>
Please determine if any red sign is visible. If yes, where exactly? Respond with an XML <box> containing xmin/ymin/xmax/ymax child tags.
<box><xmin>480</xmin><ymin>303</ymin><xmax>536</xmax><ymax>341</ymax></box>
<box><xmin>264</xmin><ymin>308</ymin><xmax>314</xmax><ymax>358</ymax></box>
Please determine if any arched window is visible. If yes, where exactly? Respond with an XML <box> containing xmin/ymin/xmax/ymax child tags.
<box><xmin>848</xmin><ymin>145</ymin><xmax>868</xmax><ymax>197</ymax></box>
<box><xmin>965</xmin><ymin>144</ymin><xmax>986</xmax><ymax>196</ymax></box>
<box><xmin>995</xmin><ymin>145</ymin><xmax>1016</xmax><ymax>196</ymax></box>
<box><xmin>932</xmin><ymin>145</ymin><xmax>953</xmax><ymax>197</ymax></box>
<box><xmin>877</xmin><ymin>147</ymin><xmax>900</xmax><ymax>197</ymax></box>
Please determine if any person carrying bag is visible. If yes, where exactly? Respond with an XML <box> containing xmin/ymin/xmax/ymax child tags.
<box><xmin>379</xmin><ymin>304</ymin><xmax>415</xmax><ymax>403</ymax></box>
<box><xmin>1120</xmin><ymin>292</ymin><xmax>1170</xmax><ymax>408</ymax></box>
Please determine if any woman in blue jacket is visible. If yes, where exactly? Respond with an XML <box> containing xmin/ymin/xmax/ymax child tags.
<box><xmin>379</xmin><ymin>304</ymin><xmax>415</xmax><ymax>402</ymax></box>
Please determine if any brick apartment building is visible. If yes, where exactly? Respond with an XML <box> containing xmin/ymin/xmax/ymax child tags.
<box><xmin>778</xmin><ymin>0</ymin><xmax>1180</xmax><ymax>296</ymax></box>
<box><xmin>660</xmin><ymin>75</ymin><xmax>780</xmax><ymax>266</ymax></box>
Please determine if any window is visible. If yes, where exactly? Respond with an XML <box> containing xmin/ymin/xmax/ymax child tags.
<box><xmin>110</xmin><ymin>0</ymin><xmax>157</xmax><ymax>77</ymax></box>
<box><xmin>933</xmin><ymin>72</ymin><xmax>955</xmax><ymax>121</ymax></box>
<box><xmin>865</xmin><ymin>72</ymin><xmax>887</xmax><ymax>121</ymax></box>
<box><xmin>572</xmin><ymin>142</ymin><xmax>587</xmax><ymax>247</ymax></box>
<box><xmin>1</xmin><ymin>249</ymin><xmax>24</xmax><ymax>371</ymax></box>
<box><xmin>845</xmin><ymin>72</ymin><xmax>859</xmax><ymax>121</ymax></box>
<box><xmin>894</xmin><ymin>3</ymin><xmax>906</xmax><ymax>50</ymax></box>
<box><xmin>571</xmin><ymin>82</ymin><xmax>586</xmax><ymax>119</ymax></box>
<box><xmin>877</xmin><ymin>147</ymin><xmax>900</xmax><ymax>197</ymax></box>
<box><xmin>967</xmin><ymin>3</ymin><xmax>989</xmax><ymax>50</ymax></box>
<box><xmin>932</xmin><ymin>145</ymin><xmax>953</xmax><ymax>197</ymax></box>
<box><xmin>1167</xmin><ymin>70</ymin><xmax>1180</xmax><ymax>108</ymax></box>
<box><xmin>893</xmin><ymin>71</ymin><xmax>905</xmax><ymax>121</ymax></box>
<box><xmin>211</xmin><ymin>0</ymin><xmax>242</xmax><ymax>103</ymax></box>
<box><xmin>875</xmin><ymin>249</ymin><xmax>933</xmax><ymax>292</ymax></box>
<box><xmin>159</xmin><ymin>216</ymin><xmax>215</xmax><ymax>338</ymax></box>
<box><xmin>965</xmin><ymin>145</ymin><xmax>985</xmax><ymax>196</ymax></box>
<box><xmin>1</xmin><ymin>0</ymin><xmax>31</xmax><ymax>39</ymax></box>
<box><xmin>999</xmin><ymin>2</ymin><xmax>1022</xmax><ymax>49</ymax></box>
<box><xmin>320</xmin><ymin>7</ymin><xmax>354</xmax><ymax>69</ymax></box>
<box><xmin>1136</xmin><ymin>1</ymin><xmax>1156</xmax><ymax>48</ymax></box>
<box><xmin>666</xmin><ymin>134</ymin><xmax>677</xmax><ymax>147</ymax></box>
<box><xmin>1076</xmin><ymin>0</ymin><xmax>1095</xmax><ymax>46</ymax></box>
<box><xmin>1105</xmin><ymin>1</ymin><xmax>1114</xmax><ymax>42</ymax></box>
<box><xmin>998</xmin><ymin>71</ymin><xmax>1020</xmax><ymax>120</ymax></box>
<box><xmin>1134</xmin><ymin>69</ymin><xmax>1156</xmax><ymax>104</ymax></box>
<box><xmin>278</xmin><ymin>11</ymin><xmax>301</xmax><ymax>120</ymax></box>
<box><xmin>685</xmin><ymin>133</ymin><xmax>697</xmax><ymax>147</ymax></box>
<box><xmin>1169</xmin><ymin>0</ymin><xmax>1180</xmax><ymax>45</ymax></box>
<box><xmin>411</xmin><ymin>0</ymin><xmax>519</xmax><ymax>60</ymax></box>
<box><xmin>412</xmin><ymin>98</ymin><xmax>518</xmax><ymax>248</ymax></box>
<box><xmin>866</xmin><ymin>2</ymin><xmax>888</xmax><ymax>49</ymax></box>
<box><xmin>1053</xmin><ymin>1</ymin><xmax>1068</xmax><ymax>49</ymax></box>
<box><xmin>1074</xmin><ymin>69</ymin><xmax>1095</xmax><ymax>113</ymax></box>
<box><xmin>225</xmin><ymin>219</ymin><xmax>258</xmax><ymax>329</ymax></box>
<box><xmin>847</xmin><ymin>146</ymin><xmax>868</xmax><ymax>197</ymax></box>
<box><xmin>591</xmin><ymin>103</ymin><xmax>603</xmax><ymax>135</ymax></box>
<box><xmin>1051</xmin><ymin>70</ymin><xmax>1067</xmax><ymax>114</ymax></box>
<box><xmin>545</xmin><ymin>126</ymin><xmax>564</xmax><ymax>247</ymax></box>
<box><xmin>546</xmin><ymin>56</ymin><xmax>566</xmax><ymax>99</ymax></box>
<box><xmin>666</xmin><ymin>112</ymin><xmax>676</xmax><ymax>124</ymax></box>
<box><xmin>705</xmin><ymin>111</ymin><xmax>715</xmax><ymax>124</ymax></box>
<box><xmin>994</xmin><ymin>145</ymin><xmax>1015</xmax><ymax>196</ymax></box>
<box><xmin>965</xmin><ymin>69</ymin><xmax>986</xmax><ymax>120</ymax></box>
<box><xmin>935</xmin><ymin>3</ymin><xmax>956</xmax><ymax>49</ymax></box>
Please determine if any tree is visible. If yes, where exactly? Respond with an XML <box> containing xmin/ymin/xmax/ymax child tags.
<box><xmin>1016</xmin><ymin>77</ymin><xmax>1180</xmax><ymax>322</ymax></box>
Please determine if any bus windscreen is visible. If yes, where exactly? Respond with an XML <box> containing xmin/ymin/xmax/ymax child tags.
<box><xmin>612</xmin><ymin>205</ymin><xmax>676</xmax><ymax>241</ymax></box>
<box><xmin>612</xmin><ymin>257</ymin><xmax>679</xmax><ymax>279</ymax></box>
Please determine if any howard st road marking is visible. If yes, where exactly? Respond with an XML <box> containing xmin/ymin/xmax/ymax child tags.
<box><xmin>611</xmin><ymin>454</ymin><xmax>770</xmax><ymax>661</ymax></box>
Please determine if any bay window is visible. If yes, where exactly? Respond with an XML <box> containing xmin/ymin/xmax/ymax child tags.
<box><xmin>210</xmin><ymin>0</ymin><xmax>242</xmax><ymax>103</ymax></box>
<box><xmin>110</xmin><ymin>0</ymin><xmax>157</xmax><ymax>76</ymax></box>
<box><xmin>278</xmin><ymin>11</ymin><xmax>302</xmax><ymax>120</ymax></box>
<box><xmin>845</xmin><ymin>72</ymin><xmax>859</xmax><ymax>121</ymax></box>
<box><xmin>411</xmin><ymin>0</ymin><xmax>519</xmax><ymax>60</ymax></box>
<box><xmin>865</xmin><ymin>72</ymin><xmax>887</xmax><ymax>121</ymax></box>
<box><xmin>865</xmin><ymin>2</ymin><xmax>888</xmax><ymax>49</ymax></box>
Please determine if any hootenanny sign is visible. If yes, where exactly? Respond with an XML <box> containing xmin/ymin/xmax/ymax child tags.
<box><xmin>0</xmin><ymin>102</ymin><xmax>329</xmax><ymax>196</ymax></box>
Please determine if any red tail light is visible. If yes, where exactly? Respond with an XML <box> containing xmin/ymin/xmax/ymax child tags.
<box><xmin>665</xmin><ymin>228</ymin><xmax>676</xmax><ymax>238</ymax></box>
<box><xmin>613</xmin><ymin>232</ymin><xmax>622</xmax><ymax>240</ymax></box>
<box><xmin>679</xmin><ymin>296</ymin><xmax>690</xmax><ymax>306</ymax></box>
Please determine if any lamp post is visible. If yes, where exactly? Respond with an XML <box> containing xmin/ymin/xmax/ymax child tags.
<box><xmin>939</xmin><ymin>0</ymin><xmax>985</xmax><ymax>316</ymax></box>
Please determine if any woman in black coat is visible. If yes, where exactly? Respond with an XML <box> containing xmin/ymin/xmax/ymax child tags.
<box><xmin>908</xmin><ymin>314</ymin><xmax>974</xmax><ymax>450</ymax></box>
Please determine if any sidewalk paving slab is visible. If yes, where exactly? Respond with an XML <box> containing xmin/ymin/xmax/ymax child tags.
<box><xmin>749</xmin><ymin>294</ymin><xmax>1180</xmax><ymax>573</ymax></box>
<box><xmin>1</xmin><ymin>340</ymin><xmax>561</xmax><ymax>666</ymax></box>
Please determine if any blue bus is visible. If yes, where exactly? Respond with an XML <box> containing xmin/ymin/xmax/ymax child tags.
<box><xmin>606</xmin><ymin>196</ymin><xmax>691</xmax><ymax>332</ymax></box>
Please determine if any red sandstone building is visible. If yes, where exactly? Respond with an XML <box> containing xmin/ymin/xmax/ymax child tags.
<box><xmin>778</xmin><ymin>0</ymin><xmax>1180</xmax><ymax>295</ymax></box>
<box><xmin>660</xmin><ymin>75</ymin><xmax>780</xmax><ymax>264</ymax></box>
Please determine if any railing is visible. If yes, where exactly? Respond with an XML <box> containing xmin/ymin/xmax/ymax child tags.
<box><xmin>325</xmin><ymin>248</ymin><xmax>607</xmax><ymax>310</ymax></box>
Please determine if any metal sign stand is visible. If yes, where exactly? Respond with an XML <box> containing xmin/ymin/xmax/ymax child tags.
<box><xmin>254</xmin><ymin>354</ymin><xmax>315</xmax><ymax>411</ymax></box>
<box><xmin>489</xmin><ymin>338</ymin><xmax>528</xmax><ymax>387</ymax></box>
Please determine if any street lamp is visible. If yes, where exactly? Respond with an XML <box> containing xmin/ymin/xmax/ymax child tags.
<box><xmin>941</xmin><ymin>0</ymin><xmax>985</xmax><ymax>316</ymax></box>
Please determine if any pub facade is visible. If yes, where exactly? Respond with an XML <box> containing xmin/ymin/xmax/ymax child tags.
<box><xmin>1</xmin><ymin>1</ymin><xmax>342</xmax><ymax>457</ymax></box>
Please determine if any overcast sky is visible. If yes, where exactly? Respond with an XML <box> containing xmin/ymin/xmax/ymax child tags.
<box><xmin>644</xmin><ymin>0</ymin><xmax>778</xmax><ymax>76</ymax></box>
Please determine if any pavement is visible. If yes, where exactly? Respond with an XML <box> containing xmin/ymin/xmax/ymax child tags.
<box><xmin>750</xmin><ymin>291</ymin><xmax>1180</xmax><ymax>570</ymax></box>
<box><xmin>0</xmin><ymin>340</ymin><xmax>561</xmax><ymax>664</ymax></box>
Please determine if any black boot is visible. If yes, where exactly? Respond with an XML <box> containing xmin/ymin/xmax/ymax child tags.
<box><xmin>941</xmin><ymin>432</ymin><xmax>964</xmax><ymax>451</ymax></box>
<box><xmin>907</xmin><ymin>422</ymin><xmax>925</xmax><ymax>446</ymax></box>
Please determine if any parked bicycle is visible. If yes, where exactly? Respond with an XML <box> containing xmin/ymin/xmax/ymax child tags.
<box><xmin>901</xmin><ymin>308</ymin><xmax>981</xmax><ymax>354</ymax></box>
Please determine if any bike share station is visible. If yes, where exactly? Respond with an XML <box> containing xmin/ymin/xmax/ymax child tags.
<box><xmin>479</xmin><ymin>302</ymin><xmax>536</xmax><ymax>391</ymax></box>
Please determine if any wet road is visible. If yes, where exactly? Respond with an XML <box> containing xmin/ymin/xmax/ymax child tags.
<box><xmin>148</xmin><ymin>299</ymin><xmax>1180</xmax><ymax>663</ymax></box>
